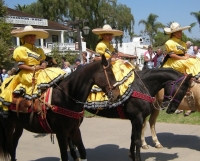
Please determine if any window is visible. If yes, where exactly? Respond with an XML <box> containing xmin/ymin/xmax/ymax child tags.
<box><xmin>52</xmin><ymin>35</ymin><xmax>58</xmax><ymax>42</ymax></box>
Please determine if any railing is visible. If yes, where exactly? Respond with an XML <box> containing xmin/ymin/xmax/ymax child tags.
<box><xmin>46</xmin><ymin>42</ymin><xmax>87</xmax><ymax>52</ymax></box>
<box><xmin>46</xmin><ymin>42</ymin><xmax>77</xmax><ymax>51</ymax></box>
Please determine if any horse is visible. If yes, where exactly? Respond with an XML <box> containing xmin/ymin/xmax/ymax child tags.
<box><xmin>0</xmin><ymin>54</ymin><xmax>120</xmax><ymax>161</ymax></box>
<box><xmin>141</xmin><ymin>77</ymin><xmax>200</xmax><ymax>149</ymax></box>
<box><xmin>84</xmin><ymin>68</ymin><xmax>192</xmax><ymax>161</ymax></box>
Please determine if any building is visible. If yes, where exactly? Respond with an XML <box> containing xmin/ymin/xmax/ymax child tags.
<box><xmin>113</xmin><ymin>37</ymin><xmax>149</xmax><ymax>69</ymax></box>
<box><xmin>6</xmin><ymin>8</ymin><xmax>86</xmax><ymax>54</ymax></box>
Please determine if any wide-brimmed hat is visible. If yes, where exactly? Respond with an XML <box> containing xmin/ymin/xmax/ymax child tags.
<box><xmin>164</xmin><ymin>22</ymin><xmax>191</xmax><ymax>34</ymax></box>
<box><xmin>11</xmin><ymin>25</ymin><xmax>49</xmax><ymax>39</ymax></box>
<box><xmin>92</xmin><ymin>24</ymin><xmax>123</xmax><ymax>36</ymax></box>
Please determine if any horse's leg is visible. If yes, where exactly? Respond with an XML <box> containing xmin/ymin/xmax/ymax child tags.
<box><xmin>56</xmin><ymin>131</ymin><xmax>69</xmax><ymax>161</ymax></box>
<box><xmin>141</xmin><ymin>118</ymin><xmax>149</xmax><ymax>149</ymax></box>
<box><xmin>149</xmin><ymin>107</ymin><xmax>163</xmax><ymax>148</ymax></box>
<box><xmin>71</xmin><ymin>128</ymin><xmax>87</xmax><ymax>161</ymax></box>
<box><xmin>0</xmin><ymin>120</ymin><xmax>10</xmax><ymax>160</ymax></box>
<box><xmin>11</xmin><ymin>124</ymin><xmax>23</xmax><ymax>161</ymax></box>
<box><xmin>1</xmin><ymin>118</ymin><xmax>17</xmax><ymax>161</ymax></box>
<box><xmin>68</xmin><ymin>137</ymin><xmax>80</xmax><ymax>161</ymax></box>
<box><xmin>130</xmin><ymin>116</ymin><xmax>143</xmax><ymax>161</ymax></box>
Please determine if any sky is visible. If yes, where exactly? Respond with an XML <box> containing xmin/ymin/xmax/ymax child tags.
<box><xmin>5</xmin><ymin>0</ymin><xmax>200</xmax><ymax>39</ymax></box>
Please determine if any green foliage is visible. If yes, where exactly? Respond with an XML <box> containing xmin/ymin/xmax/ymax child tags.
<box><xmin>190</xmin><ymin>11</ymin><xmax>200</xmax><ymax>26</ymax></box>
<box><xmin>0</xmin><ymin>0</ymin><xmax>13</xmax><ymax>63</ymax></box>
<box><xmin>17</xmin><ymin>0</ymin><xmax>134</xmax><ymax>50</ymax></box>
<box><xmin>138</xmin><ymin>13</ymin><xmax>164</xmax><ymax>45</ymax></box>
<box><xmin>153</xmin><ymin>31</ymin><xmax>169</xmax><ymax>47</ymax></box>
<box><xmin>50</xmin><ymin>45</ymin><xmax>78</xmax><ymax>67</ymax></box>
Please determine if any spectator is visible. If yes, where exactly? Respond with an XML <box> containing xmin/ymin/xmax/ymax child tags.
<box><xmin>194</xmin><ymin>46</ymin><xmax>200</xmax><ymax>58</ymax></box>
<box><xmin>7</xmin><ymin>70</ymin><xmax>12</xmax><ymax>78</ymax></box>
<box><xmin>11</xmin><ymin>67</ymin><xmax>17</xmax><ymax>75</ymax></box>
<box><xmin>186</xmin><ymin>41</ymin><xmax>194</xmax><ymax>56</ymax></box>
<box><xmin>74</xmin><ymin>58</ymin><xmax>83</xmax><ymax>71</ymax></box>
<box><xmin>61</xmin><ymin>57</ymin><xmax>66</xmax><ymax>69</ymax></box>
<box><xmin>82</xmin><ymin>51</ymin><xmax>89</xmax><ymax>64</ymax></box>
<box><xmin>1</xmin><ymin>69</ymin><xmax>8</xmax><ymax>81</ymax></box>
<box><xmin>142</xmin><ymin>45</ymin><xmax>156</xmax><ymax>70</ymax></box>
<box><xmin>153</xmin><ymin>48</ymin><xmax>164</xmax><ymax>68</ymax></box>
<box><xmin>88</xmin><ymin>52</ymin><xmax>95</xmax><ymax>63</ymax></box>
<box><xmin>62</xmin><ymin>62</ymin><xmax>72</xmax><ymax>75</ymax></box>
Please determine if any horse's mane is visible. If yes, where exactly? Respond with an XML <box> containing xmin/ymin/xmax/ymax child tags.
<box><xmin>138</xmin><ymin>68</ymin><xmax>181</xmax><ymax>77</ymax></box>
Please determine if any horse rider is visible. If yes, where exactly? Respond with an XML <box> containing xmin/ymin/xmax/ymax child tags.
<box><xmin>0</xmin><ymin>25</ymin><xmax>67</xmax><ymax>118</ymax></box>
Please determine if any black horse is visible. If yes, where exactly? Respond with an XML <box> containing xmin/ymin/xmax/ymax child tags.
<box><xmin>0</xmin><ymin>55</ymin><xmax>120</xmax><ymax>161</ymax></box>
<box><xmin>84</xmin><ymin>68</ymin><xmax>192</xmax><ymax>161</ymax></box>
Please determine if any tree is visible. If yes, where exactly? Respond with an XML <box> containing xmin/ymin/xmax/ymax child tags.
<box><xmin>20</xmin><ymin>0</ymin><xmax>135</xmax><ymax>50</ymax></box>
<box><xmin>14</xmin><ymin>4</ymin><xmax>28</xmax><ymax>11</ymax></box>
<box><xmin>188</xmin><ymin>22</ymin><xmax>196</xmax><ymax>33</ymax></box>
<box><xmin>64</xmin><ymin>0</ymin><xmax>134</xmax><ymax>50</ymax></box>
<box><xmin>138</xmin><ymin>13</ymin><xmax>164</xmax><ymax>45</ymax></box>
<box><xmin>0</xmin><ymin>0</ymin><xmax>13</xmax><ymax>63</ymax></box>
<box><xmin>190</xmin><ymin>11</ymin><xmax>200</xmax><ymax>31</ymax></box>
<box><xmin>153</xmin><ymin>31</ymin><xmax>169</xmax><ymax>47</ymax></box>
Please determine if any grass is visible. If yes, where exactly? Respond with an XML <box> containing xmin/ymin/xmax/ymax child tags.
<box><xmin>156</xmin><ymin>110</ymin><xmax>200</xmax><ymax>125</ymax></box>
<box><xmin>84</xmin><ymin>110</ymin><xmax>200</xmax><ymax>125</ymax></box>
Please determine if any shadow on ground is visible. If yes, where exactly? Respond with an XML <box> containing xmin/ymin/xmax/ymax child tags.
<box><xmin>33</xmin><ymin>157</ymin><xmax>60</xmax><ymax>161</ymax></box>
<box><xmin>144</xmin><ymin>132</ymin><xmax>200</xmax><ymax>151</ymax></box>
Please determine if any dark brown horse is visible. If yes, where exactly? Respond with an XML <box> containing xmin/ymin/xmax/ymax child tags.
<box><xmin>85</xmin><ymin>68</ymin><xmax>192</xmax><ymax>161</ymax></box>
<box><xmin>0</xmin><ymin>54</ymin><xmax>120</xmax><ymax>161</ymax></box>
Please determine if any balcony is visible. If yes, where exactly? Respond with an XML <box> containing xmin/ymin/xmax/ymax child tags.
<box><xmin>46</xmin><ymin>42</ymin><xmax>86</xmax><ymax>52</ymax></box>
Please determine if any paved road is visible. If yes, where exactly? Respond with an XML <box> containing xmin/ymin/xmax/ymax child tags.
<box><xmin>16</xmin><ymin>118</ymin><xmax>200</xmax><ymax>161</ymax></box>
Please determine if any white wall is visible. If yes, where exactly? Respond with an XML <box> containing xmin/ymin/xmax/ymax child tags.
<box><xmin>113</xmin><ymin>37</ymin><xmax>148</xmax><ymax>66</ymax></box>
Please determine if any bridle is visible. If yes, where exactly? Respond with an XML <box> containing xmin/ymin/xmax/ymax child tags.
<box><xmin>44</xmin><ymin>59</ymin><xmax>118</xmax><ymax>105</ymax></box>
<box><xmin>103</xmin><ymin>61</ymin><xmax>118</xmax><ymax>102</ymax></box>
<box><xmin>161</xmin><ymin>76</ymin><xmax>187</xmax><ymax>109</ymax></box>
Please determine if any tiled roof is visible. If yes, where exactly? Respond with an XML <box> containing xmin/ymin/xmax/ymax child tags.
<box><xmin>7</xmin><ymin>8</ymin><xmax>69</xmax><ymax>31</ymax></box>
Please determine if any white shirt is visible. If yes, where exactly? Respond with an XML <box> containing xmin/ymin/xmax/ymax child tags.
<box><xmin>196</xmin><ymin>52</ymin><xmax>200</xmax><ymax>58</ymax></box>
<box><xmin>62</xmin><ymin>67</ymin><xmax>72</xmax><ymax>75</ymax></box>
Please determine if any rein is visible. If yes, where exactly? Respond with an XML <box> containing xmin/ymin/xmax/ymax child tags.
<box><xmin>103</xmin><ymin>61</ymin><xmax>118</xmax><ymax>102</ymax></box>
<box><xmin>134</xmin><ymin>71</ymin><xmax>187</xmax><ymax>111</ymax></box>
<box><xmin>44</xmin><ymin>61</ymin><xmax>117</xmax><ymax>105</ymax></box>
<box><xmin>162</xmin><ymin>76</ymin><xmax>187</xmax><ymax>109</ymax></box>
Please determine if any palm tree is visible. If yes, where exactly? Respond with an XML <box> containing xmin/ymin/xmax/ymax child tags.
<box><xmin>138</xmin><ymin>13</ymin><xmax>164</xmax><ymax>45</ymax></box>
<box><xmin>14</xmin><ymin>4</ymin><xmax>28</xmax><ymax>11</ymax></box>
<box><xmin>188</xmin><ymin>22</ymin><xmax>196</xmax><ymax>33</ymax></box>
<box><xmin>190</xmin><ymin>11</ymin><xmax>200</xmax><ymax>31</ymax></box>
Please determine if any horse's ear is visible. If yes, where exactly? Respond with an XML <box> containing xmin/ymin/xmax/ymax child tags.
<box><xmin>101</xmin><ymin>54</ymin><xmax>108</xmax><ymax>67</ymax></box>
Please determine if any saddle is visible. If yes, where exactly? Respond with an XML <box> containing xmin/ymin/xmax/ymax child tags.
<box><xmin>9</xmin><ymin>88</ymin><xmax>53</xmax><ymax>118</ymax></box>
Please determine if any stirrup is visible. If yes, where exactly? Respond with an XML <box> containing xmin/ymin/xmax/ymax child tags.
<box><xmin>2</xmin><ymin>110</ymin><xmax>9</xmax><ymax>118</ymax></box>
<box><xmin>0</xmin><ymin>108</ymin><xmax>10</xmax><ymax>118</ymax></box>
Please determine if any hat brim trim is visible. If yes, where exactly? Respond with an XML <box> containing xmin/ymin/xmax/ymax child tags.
<box><xmin>12</xmin><ymin>30</ymin><xmax>49</xmax><ymax>39</ymax></box>
<box><xmin>164</xmin><ymin>26</ymin><xmax>191</xmax><ymax>34</ymax></box>
<box><xmin>92</xmin><ymin>29</ymin><xmax>123</xmax><ymax>36</ymax></box>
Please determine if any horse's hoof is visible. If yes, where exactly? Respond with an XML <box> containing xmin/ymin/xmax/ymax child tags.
<box><xmin>74</xmin><ymin>158</ymin><xmax>81</xmax><ymax>161</ymax></box>
<box><xmin>155</xmin><ymin>144</ymin><xmax>163</xmax><ymax>148</ymax></box>
<box><xmin>142</xmin><ymin>145</ymin><xmax>149</xmax><ymax>149</ymax></box>
<box><xmin>75</xmin><ymin>158</ymin><xmax>81</xmax><ymax>161</ymax></box>
<box><xmin>128</xmin><ymin>151</ymin><xmax>132</xmax><ymax>158</ymax></box>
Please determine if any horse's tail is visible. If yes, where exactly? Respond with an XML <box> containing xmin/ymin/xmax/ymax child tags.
<box><xmin>0</xmin><ymin>120</ymin><xmax>10</xmax><ymax>160</ymax></box>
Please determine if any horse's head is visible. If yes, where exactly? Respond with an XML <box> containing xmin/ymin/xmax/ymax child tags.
<box><xmin>94</xmin><ymin>54</ymin><xmax>120</xmax><ymax>102</ymax></box>
<box><xmin>163</xmin><ymin>74</ymin><xmax>193</xmax><ymax>114</ymax></box>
